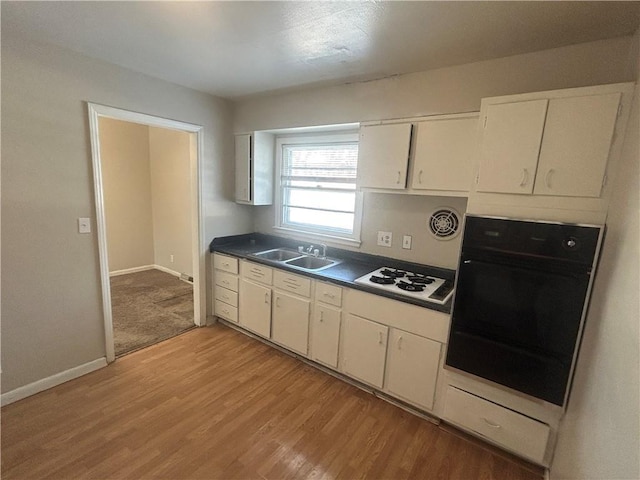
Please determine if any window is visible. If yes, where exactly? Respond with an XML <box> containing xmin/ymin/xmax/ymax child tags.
<box><xmin>275</xmin><ymin>133</ymin><xmax>361</xmax><ymax>243</ymax></box>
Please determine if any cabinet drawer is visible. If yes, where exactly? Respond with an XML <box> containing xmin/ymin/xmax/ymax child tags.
<box><xmin>240</xmin><ymin>261</ymin><xmax>273</xmax><ymax>285</ymax></box>
<box><xmin>215</xmin><ymin>286</ymin><xmax>238</xmax><ymax>308</ymax></box>
<box><xmin>215</xmin><ymin>299</ymin><xmax>238</xmax><ymax>323</ymax></box>
<box><xmin>443</xmin><ymin>387</ymin><xmax>549</xmax><ymax>464</ymax></box>
<box><xmin>316</xmin><ymin>282</ymin><xmax>342</xmax><ymax>307</ymax></box>
<box><xmin>274</xmin><ymin>270</ymin><xmax>311</xmax><ymax>297</ymax></box>
<box><xmin>215</xmin><ymin>270</ymin><xmax>239</xmax><ymax>292</ymax></box>
<box><xmin>213</xmin><ymin>253</ymin><xmax>238</xmax><ymax>274</ymax></box>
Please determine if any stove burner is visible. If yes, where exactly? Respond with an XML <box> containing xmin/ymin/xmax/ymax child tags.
<box><xmin>370</xmin><ymin>275</ymin><xmax>395</xmax><ymax>285</ymax></box>
<box><xmin>379</xmin><ymin>268</ymin><xmax>406</xmax><ymax>278</ymax></box>
<box><xmin>397</xmin><ymin>281</ymin><xmax>426</xmax><ymax>292</ymax></box>
<box><xmin>406</xmin><ymin>275</ymin><xmax>435</xmax><ymax>284</ymax></box>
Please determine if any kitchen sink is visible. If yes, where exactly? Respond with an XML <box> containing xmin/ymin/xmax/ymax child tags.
<box><xmin>252</xmin><ymin>248</ymin><xmax>302</xmax><ymax>262</ymax></box>
<box><xmin>284</xmin><ymin>256</ymin><xmax>339</xmax><ymax>271</ymax></box>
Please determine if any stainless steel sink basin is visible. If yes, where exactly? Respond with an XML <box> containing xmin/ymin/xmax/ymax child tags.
<box><xmin>252</xmin><ymin>248</ymin><xmax>302</xmax><ymax>262</ymax></box>
<box><xmin>284</xmin><ymin>255</ymin><xmax>339</xmax><ymax>271</ymax></box>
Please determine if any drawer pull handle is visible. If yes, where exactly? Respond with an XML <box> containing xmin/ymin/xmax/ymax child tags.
<box><xmin>319</xmin><ymin>311</ymin><xmax>324</xmax><ymax>322</ymax></box>
<box><xmin>378</xmin><ymin>331</ymin><xmax>384</xmax><ymax>345</ymax></box>
<box><xmin>222</xmin><ymin>280</ymin><xmax>229</xmax><ymax>286</ymax></box>
<box><xmin>264</xmin><ymin>293</ymin><xmax>269</xmax><ymax>304</ymax></box>
<box><xmin>223</xmin><ymin>262</ymin><xmax>230</xmax><ymax>267</ymax></box>
<box><xmin>323</xmin><ymin>292</ymin><xmax>335</xmax><ymax>299</ymax></box>
<box><xmin>283</xmin><ymin>279</ymin><xmax>300</xmax><ymax>287</ymax></box>
<box><xmin>250</xmin><ymin>269</ymin><xmax>265</xmax><ymax>276</ymax></box>
<box><xmin>276</xmin><ymin>296</ymin><xmax>281</xmax><ymax>308</ymax></box>
<box><xmin>418</xmin><ymin>170</ymin><xmax>423</xmax><ymax>184</ymax></box>
<box><xmin>519</xmin><ymin>168</ymin><xmax>529</xmax><ymax>187</ymax></box>
<box><xmin>545</xmin><ymin>168</ymin><xmax>555</xmax><ymax>189</ymax></box>
<box><xmin>396</xmin><ymin>171</ymin><xmax>401</xmax><ymax>184</ymax></box>
<box><xmin>397</xmin><ymin>335</ymin><xmax>403</xmax><ymax>350</ymax></box>
<box><xmin>482</xmin><ymin>417</ymin><xmax>502</xmax><ymax>429</ymax></box>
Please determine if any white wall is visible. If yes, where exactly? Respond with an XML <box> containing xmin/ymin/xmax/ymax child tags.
<box><xmin>550</xmin><ymin>30</ymin><xmax>640</xmax><ymax>480</ymax></box>
<box><xmin>238</xmin><ymin>36</ymin><xmax>636</xmax><ymax>268</ymax></box>
<box><xmin>149</xmin><ymin>126</ymin><xmax>193</xmax><ymax>277</ymax></box>
<box><xmin>1</xmin><ymin>33</ymin><xmax>253</xmax><ymax>394</ymax></box>
<box><xmin>99</xmin><ymin>118</ymin><xmax>155</xmax><ymax>272</ymax></box>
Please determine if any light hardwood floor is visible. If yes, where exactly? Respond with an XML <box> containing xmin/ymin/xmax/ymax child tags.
<box><xmin>1</xmin><ymin>324</ymin><xmax>543</xmax><ymax>479</ymax></box>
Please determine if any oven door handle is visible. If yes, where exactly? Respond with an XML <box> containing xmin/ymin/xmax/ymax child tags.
<box><xmin>460</xmin><ymin>256</ymin><xmax>590</xmax><ymax>277</ymax></box>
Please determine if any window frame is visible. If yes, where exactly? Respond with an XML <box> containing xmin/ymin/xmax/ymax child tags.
<box><xmin>274</xmin><ymin>132</ymin><xmax>363</xmax><ymax>246</ymax></box>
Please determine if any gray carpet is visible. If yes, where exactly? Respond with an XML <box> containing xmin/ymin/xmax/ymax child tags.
<box><xmin>110</xmin><ymin>269</ymin><xmax>195</xmax><ymax>356</ymax></box>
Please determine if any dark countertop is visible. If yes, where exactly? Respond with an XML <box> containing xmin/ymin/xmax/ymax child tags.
<box><xmin>210</xmin><ymin>233</ymin><xmax>455</xmax><ymax>314</ymax></box>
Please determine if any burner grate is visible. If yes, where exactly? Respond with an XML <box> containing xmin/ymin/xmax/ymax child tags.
<box><xmin>397</xmin><ymin>281</ymin><xmax>426</xmax><ymax>292</ymax></box>
<box><xmin>370</xmin><ymin>275</ymin><xmax>395</xmax><ymax>285</ymax></box>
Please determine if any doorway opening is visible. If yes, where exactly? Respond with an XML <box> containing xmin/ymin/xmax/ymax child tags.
<box><xmin>88</xmin><ymin>103</ymin><xmax>205</xmax><ymax>362</ymax></box>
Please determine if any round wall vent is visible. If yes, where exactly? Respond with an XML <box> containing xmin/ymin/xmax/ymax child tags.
<box><xmin>428</xmin><ymin>208</ymin><xmax>461</xmax><ymax>240</ymax></box>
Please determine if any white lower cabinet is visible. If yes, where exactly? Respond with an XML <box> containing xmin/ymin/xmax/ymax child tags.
<box><xmin>213</xmin><ymin>254</ymin><xmax>239</xmax><ymax>323</ymax></box>
<box><xmin>271</xmin><ymin>291</ymin><xmax>310</xmax><ymax>355</ymax></box>
<box><xmin>311</xmin><ymin>304</ymin><xmax>341</xmax><ymax>368</ymax></box>
<box><xmin>443</xmin><ymin>386</ymin><xmax>550</xmax><ymax>464</ymax></box>
<box><xmin>238</xmin><ymin>279</ymin><xmax>271</xmax><ymax>338</ymax></box>
<box><xmin>384</xmin><ymin>329</ymin><xmax>441</xmax><ymax>411</ymax></box>
<box><xmin>341</xmin><ymin>314</ymin><xmax>388</xmax><ymax>388</ymax></box>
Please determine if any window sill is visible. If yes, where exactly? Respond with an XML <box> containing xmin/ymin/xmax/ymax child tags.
<box><xmin>272</xmin><ymin>226</ymin><xmax>362</xmax><ymax>248</ymax></box>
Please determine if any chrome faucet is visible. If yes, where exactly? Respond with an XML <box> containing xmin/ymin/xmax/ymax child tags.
<box><xmin>319</xmin><ymin>243</ymin><xmax>327</xmax><ymax>258</ymax></box>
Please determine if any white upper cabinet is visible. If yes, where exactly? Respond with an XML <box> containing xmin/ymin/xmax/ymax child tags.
<box><xmin>411</xmin><ymin>114</ymin><xmax>478</xmax><ymax>193</ymax></box>
<box><xmin>235</xmin><ymin>132</ymin><xmax>274</xmax><ymax>205</ymax></box>
<box><xmin>533</xmin><ymin>93</ymin><xmax>621</xmax><ymax>197</ymax></box>
<box><xmin>357</xmin><ymin>123</ymin><xmax>412</xmax><ymax>190</ymax></box>
<box><xmin>476</xmin><ymin>85</ymin><xmax>628</xmax><ymax>199</ymax></box>
<box><xmin>235</xmin><ymin>134</ymin><xmax>251</xmax><ymax>203</ymax></box>
<box><xmin>476</xmin><ymin>100</ymin><xmax>548</xmax><ymax>194</ymax></box>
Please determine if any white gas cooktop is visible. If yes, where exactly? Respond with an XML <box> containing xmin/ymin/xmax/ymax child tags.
<box><xmin>354</xmin><ymin>267</ymin><xmax>454</xmax><ymax>305</ymax></box>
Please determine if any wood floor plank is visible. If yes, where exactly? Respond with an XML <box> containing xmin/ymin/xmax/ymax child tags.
<box><xmin>1</xmin><ymin>324</ymin><xmax>543</xmax><ymax>480</ymax></box>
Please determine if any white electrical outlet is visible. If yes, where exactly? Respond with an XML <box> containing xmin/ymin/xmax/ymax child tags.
<box><xmin>402</xmin><ymin>235</ymin><xmax>412</xmax><ymax>250</ymax></box>
<box><xmin>377</xmin><ymin>231</ymin><xmax>392</xmax><ymax>247</ymax></box>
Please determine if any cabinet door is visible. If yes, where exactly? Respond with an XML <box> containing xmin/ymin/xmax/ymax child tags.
<box><xmin>477</xmin><ymin>100</ymin><xmax>548</xmax><ymax>194</ymax></box>
<box><xmin>311</xmin><ymin>304</ymin><xmax>341</xmax><ymax>368</ymax></box>
<box><xmin>533</xmin><ymin>93</ymin><xmax>621</xmax><ymax>197</ymax></box>
<box><xmin>385</xmin><ymin>329</ymin><xmax>441</xmax><ymax>411</ymax></box>
<box><xmin>272</xmin><ymin>291</ymin><xmax>310</xmax><ymax>355</ymax></box>
<box><xmin>357</xmin><ymin>123</ymin><xmax>412</xmax><ymax>190</ymax></box>
<box><xmin>411</xmin><ymin>116</ymin><xmax>478</xmax><ymax>192</ymax></box>
<box><xmin>235</xmin><ymin>134</ymin><xmax>251</xmax><ymax>203</ymax></box>
<box><xmin>239</xmin><ymin>279</ymin><xmax>271</xmax><ymax>338</ymax></box>
<box><xmin>341</xmin><ymin>314</ymin><xmax>388</xmax><ymax>388</ymax></box>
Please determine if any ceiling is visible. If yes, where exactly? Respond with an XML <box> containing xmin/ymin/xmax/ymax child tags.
<box><xmin>2</xmin><ymin>1</ymin><xmax>639</xmax><ymax>100</ymax></box>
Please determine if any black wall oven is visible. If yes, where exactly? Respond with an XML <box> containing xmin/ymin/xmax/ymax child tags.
<box><xmin>445</xmin><ymin>215</ymin><xmax>604</xmax><ymax>406</ymax></box>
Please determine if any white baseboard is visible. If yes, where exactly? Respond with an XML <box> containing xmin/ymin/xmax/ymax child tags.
<box><xmin>1</xmin><ymin>358</ymin><xmax>108</xmax><ymax>406</ymax></box>
<box><xmin>109</xmin><ymin>265</ymin><xmax>188</xmax><ymax>280</ymax></box>
<box><xmin>153</xmin><ymin>264</ymin><xmax>182</xmax><ymax>278</ymax></box>
<box><xmin>109</xmin><ymin>265</ymin><xmax>155</xmax><ymax>277</ymax></box>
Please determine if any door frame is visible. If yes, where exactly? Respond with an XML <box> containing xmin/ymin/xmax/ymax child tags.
<box><xmin>87</xmin><ymin>102</ymin><xmax>205</xmax><ymax>363</ymax></box>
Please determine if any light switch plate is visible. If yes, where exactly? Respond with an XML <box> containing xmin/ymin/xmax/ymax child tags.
<box><xmin>377</xmin><ymin>231</ymin><xmax>392</xmax><ymax>247</ymax></box>
<box><xmin>78</xmin><ymin>217</ymin><xmax>91</xmax><ymax>234</ymax></box>
<box><xmin>402</xmin><ymin>235</ymin><xmax>412</xmax><ymax>249</ymax></box>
